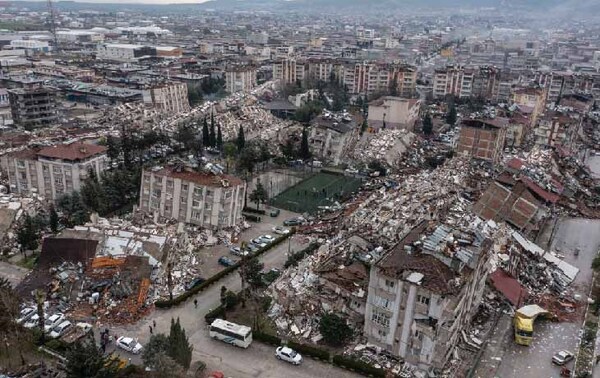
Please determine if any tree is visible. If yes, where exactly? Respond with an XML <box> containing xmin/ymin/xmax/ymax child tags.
<box><xmin>57</xmin><ymin>192</ymin><xmax>90</xmax><ymax>227</ymax></box>
<box><xmin>106</xmin><ymin>135</ymin><xmax>120</xmax><ymax>163</ymax></box>
<box><xmin>368</xmin><ymin>159</ymin><xmax>387</xmax><ymax>176</ymax></box>
<box><xmin>209</xmin><ymin>112</ymin><xmax>216</xmax><ymax>148</ymax></box>
<box><xmin>81</xmin><ymin>169</ymin><xmax>104</xmax><ymax>214</ymax></box>
<box><xmin>360</xmin><ymin>119</ymin><xmax>368</xmax><ymax>136</ymax></box>
<box><xmin>35</xmin><ymin>289</ymin><xmax>45</xmax><ymax>345</ymax></box>
<box><xmin>236</xmin><ymin>125</ymin><xmax>246</xmax><ymax>151</ymax></box>
<box><xmin>49</xmin><ymin>205</ymin><xmax>59</xmax><ymax>234</ymax></box>
<box><xmin>63</xmin><ymin>340</ymin><xmax>119</xmax><ymax>378</ymax></box>
<box><xmin>142</xmin><ymin>334</ymin><xmax>170</xmax><ymax>369</ymax></box>
<box><xmin>153</xmin><ymin>352</ymin><xmax>186</xmax><ymax>378</ymax></box>
<box><xmin>299</xmin><ymin>127</ymin><xmax>311</xmax><ymax>160</ymax></box>
<box><xmin>223</xmin><ymin>142</ymin><xmax>237</xmax><ymax>173</ymax></box>
<box><xmin>249</xmin><ymin>181</ymin><xmax>268</xmax><ymax>210</ymax></box>
<box><xmin>319</xmin><ymin>313</ymin><xmax>353</xmax><ymax>346</ymax></box>
<box><xmin>389</xmin><ymin>74</ymin><xmax>399</xmax><ymax>96</ymax></box>
<box><xmin>217</xmin><ymin>123</ymin><xmax>223</xmax><ymax>151</ymax></box>
<box><xmin>446</xmin><ymin>104</ymin><xmax>457</xmax><ymax>125</ymax></box>
<box><xmin>187</xmin><ymin>84</ymin><xmax>202</xmax><ymax>107</ymax></box>
<box><xmin>202</xmin><ymin>116</ymin><xmax>210</xmax><ymax>147</ymax></box>
<box><xmin>422</xmin><ymin>114</ymin><xmax>433</xmax><ymax>135</ymax></box>
<box><xmin>16</xmin><ymin>213</ymin><xmax>39</xmax><ymax>252</ymax></box>
<box><xmin>280</xmin><ymin>139</ymin><xmax>296</xmax><ymax>159</ymax></box>
<box><xmin>0</xmin><ymin>277</ymin><xmax>19</xmax><ymax>336</ymax></box>
<box><xmin>167</xmin><ymin>318</ymin><xmax>193</xmax><ymax>370</ymax></box>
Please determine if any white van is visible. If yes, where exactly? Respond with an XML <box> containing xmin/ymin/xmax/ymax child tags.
<box><xmin>49</xmin><ymin>320</ymin><xmax>72</xmax><ymax>338</ymax></box>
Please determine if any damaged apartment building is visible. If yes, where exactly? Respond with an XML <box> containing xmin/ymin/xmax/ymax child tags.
<box><xmin>139</xmin><ymin>163</ymin><xmax>246</xmax><ymax>229</ymax></box>
<box><xmin>363</xmin><ymin>220</ymin><xmax>495</xmax><ymax>374</ymax></box>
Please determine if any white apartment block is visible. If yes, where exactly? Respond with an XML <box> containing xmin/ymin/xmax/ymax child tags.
<box><xmin>142</xmin><ymin>82</ymin><xmax>190</xmax><ymax>114</ymax></box>
<box><xmin>344</xmin><ymin>63</ymin><xmax>417</xmax><ymax>97</ymax></box>
<box><xmin>273</xmin><ymin>58</ymin><xmax>305</xmax><ymax>85</ymax></box>
<box><xmin>0</xmin><ymin>142</ymin><xmax>108</xmax><ymax>201</ymax></box>
<box><xmin>364</xmin><ymin>222</ymin><xmax>491</xmax><ymax>374</ymax></box>
<box><xmin>368</xmin><ymin>97</ymin><xmax>421</xmax><ymax>131</ymax></box>
<box><xmin>139</xmin><ymin>166</ymin><xmax>246</xmax><ymax>229</ymax></box>
<box><xmin>225</xmin><ymin>67</ymin><xmax>257</xmax><ymax>93</ymax></box>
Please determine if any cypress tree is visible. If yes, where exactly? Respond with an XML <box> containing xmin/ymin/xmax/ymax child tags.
<box><xmin>236</xmin><ymin>125</ymin><xmax>245</xmax><ymax>151</ymax></box>
<box><xmin>217</xmin><ymin>123</ymin><xmax>223</xmax><ymax>151</ymax></box>
<box><xmin>167</xmin><ymin>318</ymin><xmax>193</xmax><ymax>370</ymax></box>
<box><xmin>299</xmin><ymin>126</ymin><xmax>311</xmax><ymax>160</ymax></box>
<box><xmin>202</xmin><ymin>116</ymin><xmax>209</xmax><ymax>147</ymax></box>
<box><xmin>209</xmin><ymin>112</ymin><xmax>216</xmax><ymax>147</ymax></box>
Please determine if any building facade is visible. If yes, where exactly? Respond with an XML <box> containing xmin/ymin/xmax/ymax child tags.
<box><xmin>139</xmin><ymin>165</ymin><xmax>246</xmax><ymax>229</ymax></box>
<box><xmin>8</xmin><ymin>83</ymin><xmax>58</xmax><ymax>129</ymax></box>
<box><xmin>142</xmin><ymin>82</ymin><xmax>190</xmax><ymax>114</ymax></box>
<box><xmin>0</xmin><ymin>142</ymin><xmax>108</xmax><ymax>200</ymax></box>
<box><xmin>364</xmin><ymin>222</ymin><xmax>492</xmax><ymax>374</ymax></box>
<box><xmin>225</xmin><ymin>67</ymin><xmax>257</xmax><ymax>93</ymax></box>
<box><xmin>368</xmin><ymin>97</ymin><xmax>421</xmax><ymax>130</ymax></box>
<box><xmin>273</xmin><ymin>58</ymin><xmax>305</xmax><ymax>85</ymax></box>
<box><xmin>456</xmin><ymin>118</ymin><xmax>507</xmax><ymax>164</ymax></box>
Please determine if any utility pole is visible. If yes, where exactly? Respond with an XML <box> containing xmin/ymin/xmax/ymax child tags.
<box><xmin>47</xmin><ymin>0</ymin><xmax>59</xmax><ymax>54</ymax></box>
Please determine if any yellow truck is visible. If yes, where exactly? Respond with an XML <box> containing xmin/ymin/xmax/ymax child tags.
<box><xmin>514</xmin><ymin>304</ymin><xmax>548</xmax><ymax>346</ymax></box>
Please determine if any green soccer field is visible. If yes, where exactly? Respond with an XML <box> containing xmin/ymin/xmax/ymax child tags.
<box><xmin>272</xmin><ymin>172</ymin><xmax>362</xmax><ymax>214</ymax></box>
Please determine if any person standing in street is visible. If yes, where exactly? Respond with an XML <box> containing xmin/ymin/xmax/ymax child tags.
<box><xmin>194</xmin><ymin>299</ymin><xmax>198</xmax><ymax>308</ymax></box>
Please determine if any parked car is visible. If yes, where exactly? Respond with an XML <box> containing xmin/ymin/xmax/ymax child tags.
<box><xmin>275</xmin><ymin>346</ymin><xmax>303</xmax><ymax>365</ymax></box>
<box><xmin>24</xmin><ymin>313</ymin><xmax>45</xmax><ymax>329</ymax></box>
<box><xmin>259</xmin><ymin>235</ymin><xmax>275</xmax><ymax>243</ymax></box>
<box><xmin>185</xmin><ymin>277</ymin><xmax>206</xmax><ymax>291</ymax></box>
<box><xmin>552</xmin><ymin>350</ymin><xmax>574</xmax><ymax>365</ymax></box>
<box><xmin>218</xmin><ymin>256</ymin><xmax>235</xmax><ymax>267</ymax></box>
<box><xmin>49</xmin><ymin>320</ymin><xmax>73</xmax><ymax>338</ymax></box>
<box><xmin>283</xmin><ymin>218</ymin><xmax>303</xmax><ymax>226</ymax></box>
<box><xmin>44</xmin><ymin>313</ymin><xmax>65</xmax><ymax>333</ymax></box>
<box><xmin>273</xmin><ymin>226</ymin><xmax>290</xmax><ymax>235</ymax></box>
<box><xmin>251</xmin><ymin>238</ymin><xmax>267</xmax><ymax>248</ymax></box>
<box><xmin>269</xmin><ymin>209</ymin><xmax>281</xmax><ymax>217</ymax></box>
<box><xmin>116</xmin><ymin>336</ymin><xmax>143</xmax><ymax>354</ymax></box>
<box><xmin>16</xmin><ymin>307</ymin><xmax>36</xmax><ymax>324</ymax></box>
<box><xmin>230</xmin><ymin>246</ymin><xmax>249</xmax><ymax>257</ymax></box>
<box><xmin>246</xmin><ymin>244</ymin><xmax>260</xmax><ymax>253</ymax></box>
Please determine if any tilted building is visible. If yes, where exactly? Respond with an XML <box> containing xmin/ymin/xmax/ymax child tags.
<box><xmin>8</xmin><ymin>82</ymin><xmax>58</xmax><ymax>129</ymax></box>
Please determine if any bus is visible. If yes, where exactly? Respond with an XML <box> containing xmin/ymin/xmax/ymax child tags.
<box><xmin>209</xmin><ymin>319</ymin><xmax>253</xmax><ymax>348</ymax></box>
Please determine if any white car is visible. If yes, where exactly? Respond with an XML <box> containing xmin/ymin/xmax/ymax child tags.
<box><xmin>117</xmin><ymin>336</ymin><xmax>143</xmax><ymax>354</ymax></box>
<box><xmin>273</xmin><ymin>226</ymin><xmax>290</xmax><ymax>235</ymax></box>
<box><xmin>275</xmin><ymin>346</ymin><xmax>303</xmax><ymax>365</ymax></box>
<box><xmin>259</xmin><ymin>235</ymin><xmax>275</xmax><ymax>243</ymax></box>
<box><xmin>552</xmin><ymin>350</ymin><xmax>574</xmax><ymax>365</ymax></box>
<box><xmin>44</xmin><ymin>313</ymin><xmax>65</xmax><ymax>333</ymax></box>
<box><xmin>49</xmin><ymin>320</ymin><xmax>72</xmax><ymax>338</ymax></box>
<box><xmin>16</xmin><ymin>307</ymin><xmax>36</xmax><ymax>324</ymax></box>
<box><xmin>24</xmin><ymin>313</ymin><xmax>46</xmax><ymax>329</ymax></box>
<box><xmin>251</xmin><ymin>239</ymin><xmax>268</xmax><ymax>248</ymax></box>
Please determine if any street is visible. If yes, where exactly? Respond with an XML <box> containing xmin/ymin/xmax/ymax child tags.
<box><xmin>475</xmin><ymin>218</ymin><xmax>600</xmax><ymax>378</ymax></box>
<box><xmin>104</xmin><ymin>233</ymin><xmax>360</xmax><ymax>377</ymax></box>
<box><xmin>0</xmin><ymin>260</ymin><xmax>30</xmax><ymax>287</ymax></box>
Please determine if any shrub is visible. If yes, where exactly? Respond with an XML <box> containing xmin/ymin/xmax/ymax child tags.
<box><xmin>332</xmin><ymin>355</ymin><xmax>386</xmax><ymax>377</ymax></box>
<box><xmin>156</xmin><ymin>233</ymin><xmax>293</xmax><ymax>308</ymax></box>
<box><xmin>243</xmin><ymin>214</ymin><xmax>262</xmax><ymax>222</ymax></box>
<box><xmin>204</xmin><ymin>306</ymin><xmax>226</xmax><ymax>324</ymax></box>
<box><xmin>287</xmin><ymin>341</ymin><xmax>330</xmax><ymax>361</ymax></box>
<box><xmin>45</xmin><ymin>338</ymin><xmax>68</xmax><ymax>353</ymax></box>
<box><xmin>254</xmin><ymin>331</ymin><xmax>281</xmax><ymax>346</ymax></box>
<box><xmin>320</xmin><ymin>313</ymin><xmax>353</xmax><ymax>346</ymax></box>
<box><xmin>243</xmin><ymin>207</ymin><xmax>266</xmax><ymax>215</ymax></box>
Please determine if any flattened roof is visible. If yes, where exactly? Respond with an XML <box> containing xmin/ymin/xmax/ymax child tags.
<box><xmin>37</xmin><ymin>142</ymin><xmax>107</xmax><ymax>161</ymax></box>
<box><xmin>154</xmin><ymin>166</ymin><xmax>244</xmax><ymax>187</ymax></box>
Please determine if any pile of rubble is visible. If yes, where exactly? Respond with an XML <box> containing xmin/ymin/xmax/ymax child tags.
<box><xmin>350</xmin><ymin>129</ymin><xmax>416</xmax><ymax>166</ymax></box>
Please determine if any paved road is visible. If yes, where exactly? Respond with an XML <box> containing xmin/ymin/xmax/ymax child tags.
<box><xmin>104</xmin><ymin>237</ymin><xmax>360</xmax><ymax>378</ymax></box>
<box><xmin>0</xmin><ymin>261</ymin><xmax>30</xmax><ymax>287</ymax></box>
<box><xmin>483</xmin><ymin>218</ymin><xmax>600</xmax><ymax>378</ymax></box>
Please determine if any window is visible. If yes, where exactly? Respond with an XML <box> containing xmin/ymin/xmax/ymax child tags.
<box><xmin>194</xmin><ymin>187</ymin><xmax>203</xmax><ymax>197</ymax></box>
<box><xmin>373</xmin><ymin>295</ymin><xmax>391</xmax><ymax>309</ymax></box>
<box><xmin>377</xmin><ymin>329</ymin><xmax>387</xmax><ymax>337</ymax></box>
<box><xmin>192</xmin><ymin>199</ymin><xmax>201</xmax><ymax>208</ymax></box>
<box><xmin>371</xmin><ymin>310</ymin><xmax>390</xmax><ymax>328</ymax></box>
<box><xmin>415</xmin><ymin>330</ymin><xmax>423</xmax><ymax>341</ymax></box>
<box><xmin>182</xmin><ymin>184</ymin><xmax>188</xmax><ymax>191</ymax></box>
<box><xmin>206</xmin><ymin>189</ymin><xmax>213</xmax><ymax>197</ymax></box>
<box><xmin>385</xmin><ymin>279</ymin><xmax>395</xmax><ymax>288</ymax></box>
<box><xmin>417</xmin><ymin>295</ymin><xmax>430</xmax><ymax>306</ymax></box>
<box><xmin>224</xmin><ymin>190</ymin><xmax>233</xmax><ymax>199</ymax></box>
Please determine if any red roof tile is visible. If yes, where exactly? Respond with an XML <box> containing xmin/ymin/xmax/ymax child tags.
<box><xmin>37</xmin><ymin>142</ymin><xmax>107</xmax><ymax>161</ymax></box>
<box><xmin>506</xmin><ymin>158</ymin><xmax>525</xmax><ymax>170</ymax></box>
<box><xmin>490</xmin><ymin>269</ymin><xmax>528</xmax><ymax>307</ymax></box>
<box><xmin>520</xmin><ymin>176</ymin><xmax>560</xmax><ymax>203</ymax></box>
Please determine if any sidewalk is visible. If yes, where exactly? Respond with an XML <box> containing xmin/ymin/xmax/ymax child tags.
<box><xmin>470</xmin><ymin>313</ymin><xmax>513</xmax><ymax>378</ymax></box>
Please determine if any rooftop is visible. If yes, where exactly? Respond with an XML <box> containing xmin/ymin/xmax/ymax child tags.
<box><xmin>151</xmin><ymin>165</ymin><xmax>244</xmax><ymax>187</ymax></box>
<box><xmin>37</xmin><ymin>142</ymin><xmax>107</xmax><ymax>161</ymax></box>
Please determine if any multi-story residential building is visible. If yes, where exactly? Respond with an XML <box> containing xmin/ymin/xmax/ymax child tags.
<box><xmin>96</xmin><ymin>44</ymin><xmax>182</xmax><ymax>62</ymax></box>
<box><xmin>511</xmin><ymin>87</ymin><xmax>547</xmax><ymax>126</ymax></box>
<box><xmin>0</xmin><ymin>142</ymin><xmax>108</xmax><ymax>200</ymax></box>
<box><xmin>344</xmin><ymin>62</ymin><xmax>417</xmax><ymax>97</ymax></box>
<box><xmin>273</xmin><ymin>58</ymin><xmax>305</xmax><ymax>85</ymax></box>
<box><xmin>139</xmin><ymin>165</ymin><xmax>246</xmax><ymax>229</ymax></box>
<box><xmin>309</xmin><ymin>113</ymin><xmax>356</xmax><ymax>165</ymax></box>
<box><xmin>364</xmin><ymin>221</ymin><xmax>492</xmax><ymax>374</ymax></box>
<box><xmin>533</xmin><ymin>112</ymin><xmax>580</xmax><ymax>148</ymax></box>
<box><xmin>10</xmin><ymin>39</ymin><xmax>50</xmax><ymax>54</ymax></box>
<box><xmin>225</xmin><ymin>66</ymin><xmax>257</xmax><ymax>93</ymax></box>
<box><xmin>142</xmin><ymin>82</ymin><xmax>190</xmax><ymax>114</ymax></box>
<box><xmin>8</xmin><ymin>82</ymin><xmax>58</xmax><ymax>129</ymax></box>
<box><xmin>456</xmin><ymin>118</ymin><xmax>508</xmax><ymax>165</ymax></box>
<box><xmin>368</xmin><ymin>96</ymin><xmax>421</xmax><ymax>131</ymax></box>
